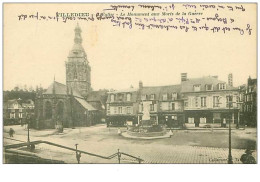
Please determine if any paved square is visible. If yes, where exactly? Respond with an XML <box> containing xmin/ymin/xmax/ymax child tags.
<box><xmin>3</xmin><ymin>124</ymin><xmax>257</xmax><ymax>164</ymax></box>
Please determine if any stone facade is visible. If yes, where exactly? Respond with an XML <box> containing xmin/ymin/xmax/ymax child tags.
<box><xmin>66</xmin><ymin>24</ymin><xmax>91</xmax><ymax>96</ymax></box>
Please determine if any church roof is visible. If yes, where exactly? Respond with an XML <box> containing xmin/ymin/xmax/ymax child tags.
<box><xmin>68</xmin><ymin>24</ymin><xmax>88</xmax><ymax>60</ymax></box>
<box><xmin>86</xmin><ymin>90</ymin><xmax>108</xmax><ymax>104</ymax></box>
<box><xmin>68</xmin><ymin>44</ymin><xmax>87</xmax><ymax>58</ymax></box>
<box><xmin>75</xmin><ymin>97</ymin><xmax>97</xmax><ymax>111</ymax></box>
<box><xmin>44</xmin><ymin>81</ymin><xmax>83</xmax><ymax>98</ymax></box>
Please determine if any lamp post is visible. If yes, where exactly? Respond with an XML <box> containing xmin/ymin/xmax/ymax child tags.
<box><xmin>26</xmin><ymin>113</ymin><xmax>31</xmax><ymax>149</ymax></box>
<box><xmin>228</xmin><ymin>95</ymin><xmax>233</xmax><ymax>164</ymax></box>
<box><xmin>236</xmin><ymin>101</ymin><xmax>243</xmax><ymax>129</ymax></box>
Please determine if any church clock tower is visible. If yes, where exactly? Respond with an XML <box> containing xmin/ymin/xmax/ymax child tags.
<box><xmin>66</xmin><ymin>24</ymin><xmax>91</xmax><ymax>96</ymax></box>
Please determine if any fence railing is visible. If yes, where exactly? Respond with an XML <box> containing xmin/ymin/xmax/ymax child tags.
<box><xmin>4</xmin><ymin>138</ymin><xmax>143</xmax><ymax>164</ymax></box>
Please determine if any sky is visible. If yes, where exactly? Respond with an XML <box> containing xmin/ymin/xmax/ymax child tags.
<box><xmin>3</xmin><ymin>3</ymin><xmax>257</xmax><ymax>91</ymax></box>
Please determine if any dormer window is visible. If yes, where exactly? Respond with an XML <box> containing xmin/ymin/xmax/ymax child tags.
<box><xmin>193</xmin><ymin>85</ymin><xmax>201</xmax><ymax>92</ymax></box>
<box><xmin>219</xmin><ymin>83</ymin><xmax>226</xmax><ymax>90</ymax></box>
<box><xmin>141</xmin><ymin>94</ymin><xmax>147</xmax><ymax>100</ymax></box>
<box><xmin>172</xmin><ymin>92</ymin><xmax>177</xmax><ymax>100</ymax></box>
<box><xmin>205</xmin><ymin>84</ymin><xmax>213</xmax><ymax>91</ymax></box>
<box><xmin>110</xmin><ymin>95</ymin><xmax>115</xmax><ymax>102</ymax></box>
<box><xmin>162</xmin><ymin>94</ymin><xmax>168</xmax><ymax>101</ymax></box>
<box><xmin>126</xmin><ymin>93</ymin><xmax>131</xmax><ymax>101</ymax></box>
<box><xmin>150</xmin><ymin>94</ymin><xmax>155</xmax><ymax>100</ymax></box>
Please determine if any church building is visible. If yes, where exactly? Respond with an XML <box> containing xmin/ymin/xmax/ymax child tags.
<box><xmin>34</xmin><ymin>24</ymin><xmax>107</xmax><ymax>129</ymax></box>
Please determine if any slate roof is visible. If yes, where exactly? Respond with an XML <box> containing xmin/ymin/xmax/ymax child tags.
<box><xmin>6</xmin><ymin>99</ymin><xmax>23</xmax><ymax>109</ymax></box>
<box><xmin>108</xmin><ymin>88</ymin><xmax>138</xmax><ymax>94</ymax></box>
<box><xmin>86</xmin><ymin>90</ymin><xmax>108</xmax><ymax>105</ymax></box>
<box><xmin>107</xmin><ymin>88</ymin><xmax>139</xmax><ymax>103</ymax></box>
<box><xmin>140</xmin><ymin>85</ymin><xmax>181</xmax><ymax>101</ymax></box>
<box><xmin>75</xmin><ymin>97</ymin><xmax>97</xmax><ymax>111</ymax></box>
<box><xmin>44</xmin><ymin>81</ymin><xmax>82</xmax><ymax>98</ymax></box>
<box><xmin>181</xmin><ymin>76</ymin><xmax>238</xmax><ymax>93</ymax></box>
<box><xmin>68</xmin><ymin>44</ymin><xmax>87</xmax><ymax>58</ymax></box>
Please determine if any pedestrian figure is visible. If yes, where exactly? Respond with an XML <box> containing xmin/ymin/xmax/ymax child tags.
<box><xmin>9</xmin><ymin>128</ymin><xmax>15</xmax><ymax>137</ymax></box>
<box><xmin>223</xmin><ymin>118</ymin><xmax>226</xmax><ymax>128</ymax></box>
<box><xmin>240</xmin><ymin>149</ymin><xmax>256</xmax><ymax>164</ymax></box>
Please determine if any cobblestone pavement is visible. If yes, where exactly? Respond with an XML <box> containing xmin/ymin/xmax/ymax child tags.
<box><xmin>3</xmin><ymin>125</ymin><xmax>257</xmax><ymax>164</ymax></box>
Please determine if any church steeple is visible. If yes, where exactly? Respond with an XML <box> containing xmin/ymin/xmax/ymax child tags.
<box><xmin>74</xmin><ymin>23</ymin><xmax>82</xmax><ymax>44</ymax></box>
<box><xmin>66</xmin><ymin>24</ymin><xmax>91</xmax><ymax>97</ymax></box>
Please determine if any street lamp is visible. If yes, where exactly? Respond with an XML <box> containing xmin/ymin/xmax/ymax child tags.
<box><xmin>227</xmin><ymin>94</ymin><xmax>234</xmax><ymax>164</ymax></box>
<box><xmin>26</xmin><ymin>113</ymin><xmax>31</xmax><ymax>149</ymax></box>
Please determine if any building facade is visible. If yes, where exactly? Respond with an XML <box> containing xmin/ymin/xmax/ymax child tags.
<box><xmin>106</xmin><ymin>73</ymin><xmax>242</xmax><ymax>128</ymax></box>
<box><xmin>106</xmin><ymin>88</ymin><xmax>139</xmax><ymax>126</ymax></box>
<box><xmin>3</xmin><ymin>98</ymin><xmax>35</xmax><ymax>125</ymax></box>
<box><xmin>181</xmin><ymin>75</ymin><xmax>240</xmax><ymax>126</ymax></box>
<box><xmin>241</xmin><ymin>77</ymin><xmax>257</xmax><ymax>127</ymax></box>
<box><xmin>137</xmin><ymin>82</ymin><xmax>185</xmax><ymax>128</ymax></box>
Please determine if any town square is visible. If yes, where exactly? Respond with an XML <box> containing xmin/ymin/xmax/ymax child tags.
<box><xmin>2</xmin><ymin>3</ymin><xmax>257</xmax><ymax>166</ymax></box>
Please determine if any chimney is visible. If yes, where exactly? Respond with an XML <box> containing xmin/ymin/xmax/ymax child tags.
<box><xmin>181</xmin><ymin>73</ymin><xmax>187</xmax><ymax>82</ymax></box>
<box><xmin>139</xmin><ymin>81</ymin><xmax>143</xmax><ymax>89</ymax></box>
<box><xmin>228</xmin><ymin>73</ymin><xmax>233</xmax><ymax>87</ymax></box>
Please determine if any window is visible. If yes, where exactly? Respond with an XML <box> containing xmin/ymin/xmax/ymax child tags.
<box><xmin>150</xmin><ymin>94</ymin><xmax>155</xmax><ymax>100</ymax></box>
<box><xmin>193</xmin><ymin>85</ymin><xmax>201</xmax><ymax>92</ymax></box>
<box><xmin>114</xmin><ymin>107</ymin><xmax>117</xmax><ymax>114</ymax></box>
<box><xmin>219</xmin><ymin>83</ymin><xmax>226</xmax><ymax>90</ymax></box>
<box><xmin>126</xmin><ymin>93</ymin><xmax>131</xmax><ymax>101</ymax></box>
<box><xmin>19</xmin><ymin>113</ymin><xmax>23</xmax><ymax>118</ymax></box>
<box><xmin>162</xmin><ymin>94</ymin><xmax>168</xmax><ymax>101</ymax></box>
<box><xmin>118</xmin><ymin>107</ymin><xmax>122</xmax><ymax>114</ymax></box>
<box><xmin>213</xmin><ymin>96</ymin><xmax>220</xmax><ymax>107</ymax></box>
<box><xmin>150</xmin><ymin>104</ymin><xmax>154</xmax><ymax>111</ymax></box>
<box><xmin>206</xmin><ymin>84</ymin><xmax>213</xmax><ymax>91</ymax></box>
<box><xmin>195</xmin><ymin>97</ymin><xmax>199</xmax><ymax>107</ymax></box>
<box><xmin>139</xmin><ymin>104</ymin><xmax>143</xmax><ymax>112</ymax></box>
<box><xmin>172</xmin><ymin>93</ymin><xmax>177</xmax><ymax>100</ymax></box>
<box><xmin>249</xmin><ymin>87</ymin><xmax>252</xmax><ymax>93</ymax></box>
<box><xmin>171</xmin><ymin>115</ymin><xmax>177</xmax><ymax>120</ymax></box>
<box><xmin>201</xmin><ymin>97</ymin><xmax>207</xmax><ymax>107</ymax></box>
<box><xmin>127</xmin><ymin>107</ymin><xmax>131</xmax><ymax>114</ymax></box>
<box><xmin>188</xmin><ymin>117</ymin><xmax>194</xmax><ymax>123</ymax></box>
<box><xmin>110</xmin><ymin>95</ymin><xmax>115</xmax><ymax>102</ymax></box>
<box><xmin>10</xmin><ymin>113</ymin><xmax>15</xmax><ymax>119</ymax></box>
<box><xmin>172</xmin><ymin>103</ymin><xmax>175</xmax><ymax>110</ymax></box>
<box><xmin>118</xmin><ymin>94</ymin><xmax>123</xmax><ymax>101</ymax></box>
<box><xmin>141</xmin><ymin>95</ymin><xmax>147</xmax><ymax>100</ymax></box>
<box><xmin>226</xmin><ymin>95</ymin><xmax>233</xmax><ymax>108</ymax></box>
<box><xmin>185</xmin><ymin>102</ymin><xmax>188</xmax><ymax>107</ymax></box>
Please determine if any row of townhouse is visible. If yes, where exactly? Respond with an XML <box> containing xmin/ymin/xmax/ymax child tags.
<box><xmin>106</xmin><ymin>73</ymin><xmax>244</xmax><ymax>128</ymax></box>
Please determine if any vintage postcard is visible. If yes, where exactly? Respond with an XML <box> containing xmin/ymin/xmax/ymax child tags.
<box><xmin>2</xmin><ymin>2</ymin><xmax>257</xmax><ymax>164</ymax></box>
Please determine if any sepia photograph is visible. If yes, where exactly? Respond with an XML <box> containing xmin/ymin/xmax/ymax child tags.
<box><xmin>2</xmin><ymin>2</ymin><xmax>257</xmax><ymax>166</ymax></box>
